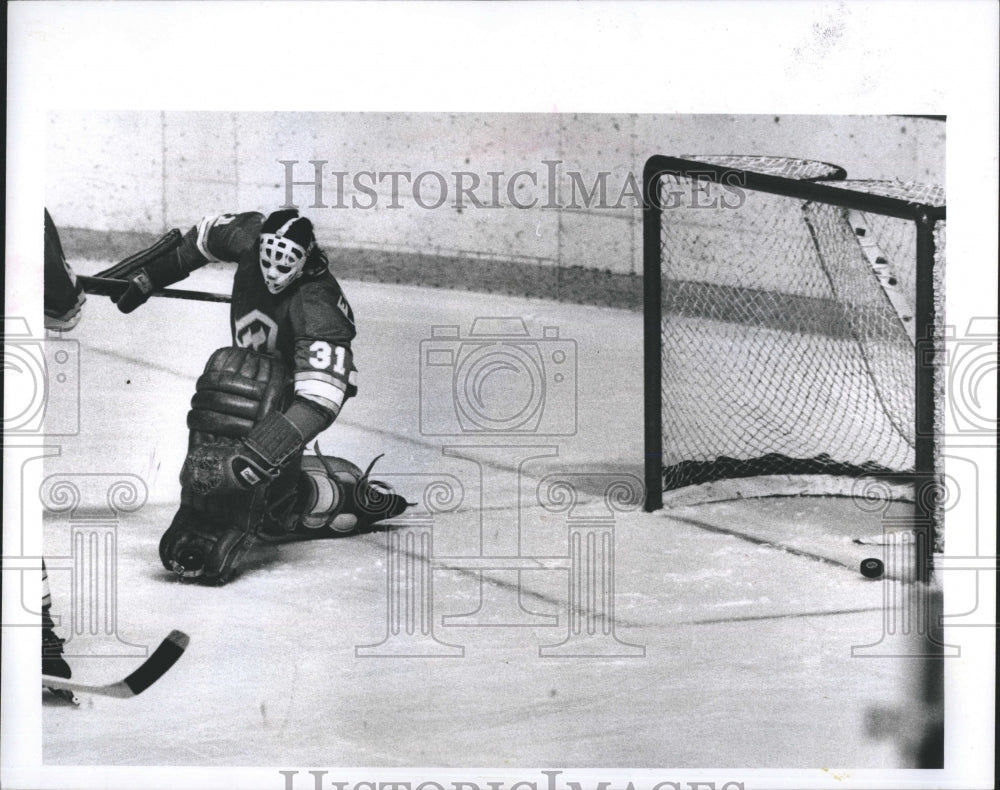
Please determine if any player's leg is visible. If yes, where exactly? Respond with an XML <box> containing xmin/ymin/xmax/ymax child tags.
<box><xmin>42</xmin><ymin>562</ymin><xmax>79</xmax><ymax>704</ymax></box>
<box><xmin>159</xmin><ymin>346</ymin><xmax>291</xmax><ymax>584</ymax></box>
<box><xmin>41</xmin><ymin>561</ymin><xmax>71</xmax><ymax>679</ymax></box>
<box><xmin>43</xmin><ymin>209</ymin><xmax>86</xmax><ymax>331</ymax></box>
<box><xmin>41</xmin><ymin>211</ymin><xmax>84</xmax><ymax>689</ymax></box>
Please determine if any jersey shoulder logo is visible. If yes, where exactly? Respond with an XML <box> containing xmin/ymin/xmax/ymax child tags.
<box><xmin>337</xmin><ymin>294</ymin><xmax>353</xmax><ymax>322</ymax></box>
<box><xmin>235</xmin><ymin>309</ymin><xmax>279</xmax><ymax>353</ymax></box>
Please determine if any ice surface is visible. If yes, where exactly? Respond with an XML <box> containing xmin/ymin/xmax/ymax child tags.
<box><xmin>40</xmin><ymin>272</ymin><xmax>912</xmax><ymax>768</ymax></box>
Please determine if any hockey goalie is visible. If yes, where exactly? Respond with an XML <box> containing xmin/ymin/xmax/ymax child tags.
<box><xmin>110</xmin><ymin>209</ymin><xmax>411</xmax><ymax>584</ymax></box>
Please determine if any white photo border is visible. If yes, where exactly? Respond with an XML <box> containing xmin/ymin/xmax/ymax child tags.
<box><xmin>4</xmin><ymin>2</ymin><xmax>997</xmax><ymax>789</ymax></box>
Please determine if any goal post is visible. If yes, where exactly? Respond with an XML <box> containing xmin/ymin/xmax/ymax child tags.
<box><xmin>642</xmin><ymin>155</ymin><xmax>945</xmax><ymax>576</ymax></box>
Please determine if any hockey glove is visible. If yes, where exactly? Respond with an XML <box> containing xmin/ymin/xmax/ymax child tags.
<box><xmin>187</xmin><ymin>411</ymin><xmax>305</xmax><ymax>493</ymax></box>
<box><xmin>113</xmin><ymin>243</ymin><xmax>187</xmax><ymax>313</ymax></box>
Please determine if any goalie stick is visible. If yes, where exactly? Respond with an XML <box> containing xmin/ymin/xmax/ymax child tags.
<box><xmin>42</xmin><ymin>630</ymin><xmax>190</xmax><ymax>699</ymax></box>
<box><xmin>79</xmin><ymin>275</ymin><xmax>232</xmax><ymax>304</ymax></box>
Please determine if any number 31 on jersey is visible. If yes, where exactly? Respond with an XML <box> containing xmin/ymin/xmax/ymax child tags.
<box><xmin>309</xmin><ymin>340</ymin><xmax>347</xmax><ymax>375</ymax></box>
<box><xmin>297</xmin><ymin>340</ymin><xmax>357</xmax><ymax>413</ymax></box>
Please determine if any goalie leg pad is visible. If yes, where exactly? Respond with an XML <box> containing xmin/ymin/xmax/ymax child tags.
<box><xmin>158</xmin><ymin>503</ymin><xmax>257</xmax><ymax>584</ymax></box>
<box><xmin>162</xmin><ymin>346</ymin><xmax>294</xmax><ymax>583</ymax></box>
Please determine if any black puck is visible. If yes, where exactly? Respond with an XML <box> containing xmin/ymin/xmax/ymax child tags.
<box><xmin>860</xmin><ymin>557</ymin><xmax>885</xmax><ymax>579</ymax></box>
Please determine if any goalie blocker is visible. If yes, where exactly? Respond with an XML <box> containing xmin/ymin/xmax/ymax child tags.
<box><xmin>160</xmin><ymin>346</ymin><xmax>411</xmax><ymax>584</ymax></box>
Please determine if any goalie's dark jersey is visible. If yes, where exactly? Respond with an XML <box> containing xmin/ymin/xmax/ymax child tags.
<box><xmin>175</xmin><ymin>211</ymin><xmax>358</xmax><ymax>418</ymax></box>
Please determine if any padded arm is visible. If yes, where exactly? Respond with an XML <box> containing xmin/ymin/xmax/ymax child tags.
<box><xmin>283</xmin><ymin>397</ymin><xmax>336</xmax><ymax>444</ymax></box>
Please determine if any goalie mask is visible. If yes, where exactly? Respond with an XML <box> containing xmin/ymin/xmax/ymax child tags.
<box><xmin>258</xmin><ymin>210</ymin><xmax>316</xmax><ymax>295</ymax></box>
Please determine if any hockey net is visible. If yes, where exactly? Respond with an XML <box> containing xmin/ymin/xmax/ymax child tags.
<box><xmin>643</xmin><ymin>156</ymin><xmax>945</xmax><ymax>512</ymax></box>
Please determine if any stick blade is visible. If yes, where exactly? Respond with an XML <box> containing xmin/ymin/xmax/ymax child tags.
<box><xmin>123</xmin><ymin>630</ymin><xmax>190</xmax><ymax>696</ymax></box>
<box><xmin>42</xmin><ymin>630</ymin><xmax>191</xmax><ymax>699</ymax></box>
<box><xmin>41</xmin><ymin>630</ymin><xmax>190</xmax><ymax>699</ymax></box>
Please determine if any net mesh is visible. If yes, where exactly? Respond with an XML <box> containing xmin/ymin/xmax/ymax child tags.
<box><xmin>656</xmin><ymin>167</ymin><xmax>945</xmax><ymax>494</ymax></box>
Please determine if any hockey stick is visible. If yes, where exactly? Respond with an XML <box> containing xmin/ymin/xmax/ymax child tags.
<box><xmin>79</xmin><ymin>275</ymin><xmax>232</xmax><ymax>304</ymax></box>
<box><xmin>42</xmin><ymin>630</ymin><xmax>190</xmax><ymax>699</ymax></box>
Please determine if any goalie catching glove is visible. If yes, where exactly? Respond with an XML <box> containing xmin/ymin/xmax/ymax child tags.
<box><xmin>100</xmin><ymin>228</ymin><xmax>186</xmax><ymax>313</ymax></box>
